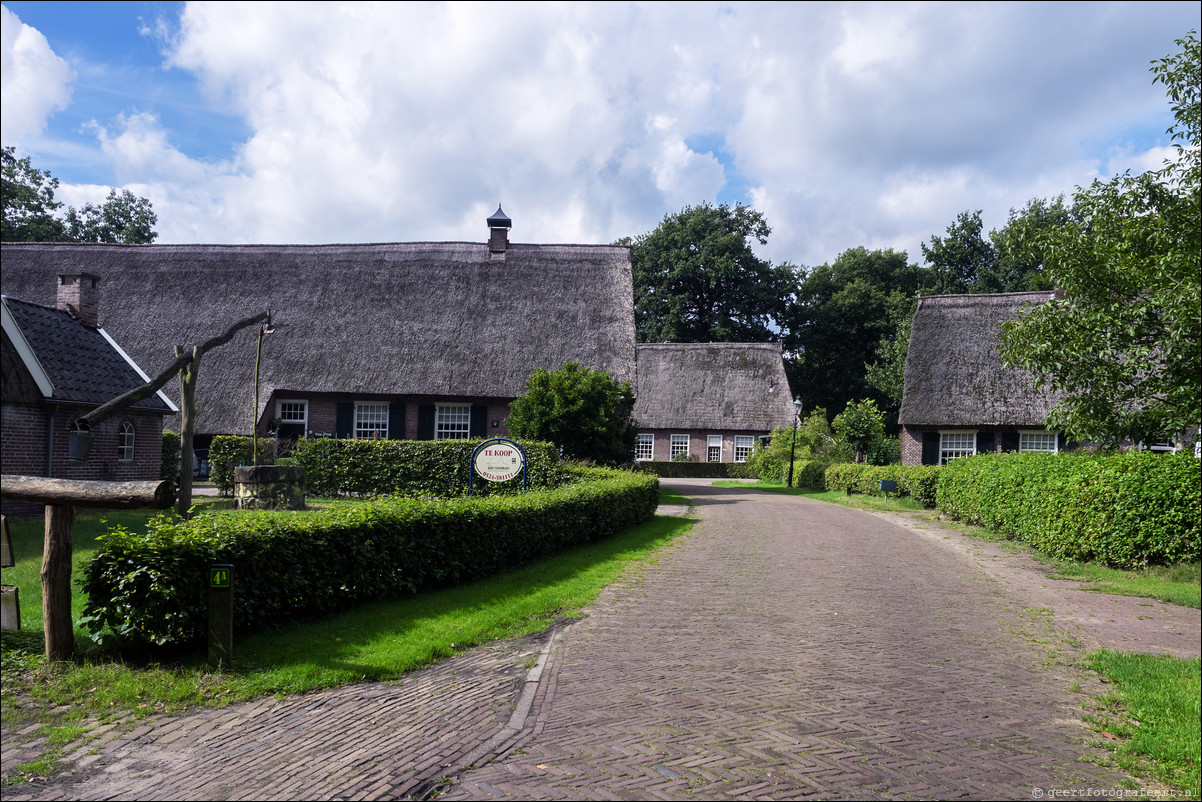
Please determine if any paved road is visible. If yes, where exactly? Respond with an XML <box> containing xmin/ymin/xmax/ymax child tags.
<box><xmin>2</xmin><ymin>481</ymin><xmax>1158</xmax><ymax>800</ymax></box>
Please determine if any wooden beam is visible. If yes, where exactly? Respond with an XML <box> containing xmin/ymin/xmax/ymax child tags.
<box><xmin>42</xmin><ymin>504</ymin><xmax>74</xmax><ymax>661</ymax></box>
<box><xmin>0</xmin><ymin>476</ymin><xmax>174</xmax><ymax>509</ymax></box>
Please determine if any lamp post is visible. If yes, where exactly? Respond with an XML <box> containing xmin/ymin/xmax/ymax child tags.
<box><xmin>252</xmin><ymin>312</ymin><xmax>274</xmax><ymax>466</ymax></box>
<box><xmin>786</xmin><ymin>397</ymin><xmax>803</xmax><ymax>488</ymax></box>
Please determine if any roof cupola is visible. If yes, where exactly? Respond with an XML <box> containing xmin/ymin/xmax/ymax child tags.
<box><xmin>487</xmin><ymin>204</ymin><xmax>511</xmax><ymax>258</ymax></box>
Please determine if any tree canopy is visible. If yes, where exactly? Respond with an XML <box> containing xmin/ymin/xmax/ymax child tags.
<box><xmin>505</xmin><ymin>362</ymin><xmax>638</xmax><ymax>465</ymax></box>
<box><xmin>1</xmin><ymin>146</ymin><xmax>158</xmax><ymax>244</ymax></box>
<box><xmin>630</xmin><ymin>202</ymin><xmax>797</xmax><ymax>344</ymax></box>
<box><xmin>1000</xmin><ymin>31</ymin><xmax>1201</xmax><ymax>445</ymax></box>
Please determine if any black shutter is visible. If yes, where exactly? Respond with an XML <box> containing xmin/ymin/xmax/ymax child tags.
<box><xmin>417</xmin><ymin>405</ymin><xmax>436</xmax><ymax>440</ymax></box>
<box><xmin>1001</xmin><ymin>432</ymin><xmax>1020</xmax><ymax>452</ymax></box>
<box><xmin>921</xmin><ymin>432</ymin><xmax>940</xmax><ymax>465</ymax></box>
<box><xmin>1058</xmin><ymin>433</ymin><xmax>1069</xmax><ymax>452</ymax></box>
<box><xmin>470</xmin><ymin>405</ymin><xmax>487</xmax><ymax>438</ymax></box>
<box><xmin>976</xmin><ymin>431</ymin><xmax>995</xmax><ymax>456</ymax></box>
<box><xmin>335</xmin><ymin>403</ymin><xmax>354</xmax><ymax>438</ymax></box>
<box><xmin>388</xmin><ymin>403</ymin><xmax>406</xmax><ymax>440</ymax></box>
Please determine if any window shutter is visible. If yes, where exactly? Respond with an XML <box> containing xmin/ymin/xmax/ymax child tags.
<box><xmin>1001</xmin><ymin>432</ymin><xmax>1020</xmax><ymax>452</ymax></box>
<box><xmin>470</xmin><ymin>405</ymin><xmax>487</xmax><ymax>438</ymax></box>
<box><xmin>417</xmin><ymin>405</ymin><xmax>435</xmax><ymax>440</ymax></box>
<box><xmin>921</xmin><ymin>432</ymin><xmax>940</xmax><ymax>465</ymax></box>
<box><xmin>388</xmin><ymin>403</ymin><xmax>406</xmax><ymax>440</ymax></box>
<box><xmin>976</xmin><ymin>431</ymin><xmax>995</xmax><ymax>455</ymax></box>
<box><xmin>335</xmin><ymin>403</ymin><xmax>354</xmax><ymax>439</ymax></box>
<box><xmin>1058</xmin><ymin>433</ymin><xmax>1068</xmax><ymax>452</ymax></box>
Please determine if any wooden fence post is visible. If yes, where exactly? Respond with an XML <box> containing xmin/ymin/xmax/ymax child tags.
<box><xmin>41</xmin><ymin>504</ymin><xmax>75</xmax><ymax>661</ymax></box>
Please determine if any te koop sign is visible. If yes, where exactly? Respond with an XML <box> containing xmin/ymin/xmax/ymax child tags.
<box><xmin>469</xmin><ymin>438</ymin><xmax>528</xmax><ymax>494</ymax></box>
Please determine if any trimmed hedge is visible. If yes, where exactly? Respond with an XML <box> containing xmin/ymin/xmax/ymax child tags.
<box><xmin>632</xmin><ymin>461</ymin><xmax>755</xmax><ymax>479</ymax></box>
<box><xmin>824</xmin><ymin>463</ymin><xmax>940</xmax><ymax>508</ymax></box>
<box><xmin>81</xmin><ymin>467</ymin><xmax>659</xmax><ymax>647</ymax></box>
<box><xmin>208</xmin><ymin>436</ymin><xmax>566</xmax><ymax>497</ymax></box>
<box><xmin>936</xmin><ymin>451</ymin><xmax>1200</xmax><ymax>568</ymax></box>
<box><xmin>161</xmin><ymin>430</ymin><xmax>180</xmax><ymax>483</ymax></box>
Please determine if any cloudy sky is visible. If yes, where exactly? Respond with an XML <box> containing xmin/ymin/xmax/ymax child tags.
<box><xmin>1</xmin><ymin>1</ymin><xmax>1196</xmax><ymax>267</ymax></box>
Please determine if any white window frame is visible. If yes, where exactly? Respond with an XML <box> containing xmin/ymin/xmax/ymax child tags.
<box><xmin>276</xmin><ymin>399</ymin><xmax>308</xmax><ymax>427</ymax></box>
<box><xmin>734</xmin><ymin>436</ymin><xmax>754</xmax><ymax>463</ymax></box>
<box><xmin>1019</xmin><ymin>430</ymin><xmax>1059</xmax><ymax>454</ymax></box>
<box><xmin>670</xmin><ymin>434</ymin><xmax>689</xmax><ymax>459</ymax></box>
<box><xmin>635</xmin><ymin>433</ymin><xmax>654</xmax><ymax>461</ymax></box>
<box><xmin>939</xmin><ymin>430</ymin><xmax>976</xmax><ymax>465</ymax></box>
<box><xmin>435</xmin><ymin>403</ymin><xmax>472</xmax><ymax>441</ymax></box>
<box><xmin>707</xmin><ymin>435</ymin><xmax>723</xmax><ymax>463</ymax></box>
<box><xmin>354</xmin><ymin>402</ymin><xmax>389</xmax><ymax>439</ymax></box>
<box><xmin>117</xmin><ymin>421</ymin><xmax>135</xmax><ymax>462</ymax></box>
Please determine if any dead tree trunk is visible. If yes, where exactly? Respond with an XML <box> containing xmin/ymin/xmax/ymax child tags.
<box><xmin>176</xmin><ymin>346</ymin><xmax>200</xmax><ymax>518</ymax></box>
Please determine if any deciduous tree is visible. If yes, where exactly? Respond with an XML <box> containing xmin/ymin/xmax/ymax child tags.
<box><xmin>1001</xmin><ymin>31</ymin><xmax>1201</xmax><ymax>445</ymax></box>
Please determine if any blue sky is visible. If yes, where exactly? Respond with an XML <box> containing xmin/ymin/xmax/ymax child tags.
<box><xmin>2</xmin><ymin>2</ymin><xmax>1197</xmax><ymax>267</ymax></box>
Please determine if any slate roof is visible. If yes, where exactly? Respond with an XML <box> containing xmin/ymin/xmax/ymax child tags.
<box><xmin>898</xmin><ymin>291</ymin><xmax>1060</xmax><ymax>427</ymax></box>
<box><xmin>634</xmin><ymin>342</ymin><xmax>795</xmax><ymax>431</ymax></box>
<box><xmin>1</xmin><ymin>295</ymin><xmax>173</xmax><ymax>412</ymax></box>
<box><xmin>0</xmin><ymin>240</ymin><xmax>636</xmax><ymax>435</ymax></box>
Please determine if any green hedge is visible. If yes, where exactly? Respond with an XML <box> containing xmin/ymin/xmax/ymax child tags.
<box><xmin>161</xmin><ymin>430</ymin><xmax>180</xmax><ymax>483</ymax></box>
<box><xmin>208</xmin><ymin>436</ymin><xmax>566</xmax><ymax>497</ymax></box>
<box><xmin>936</xmin><ymin>451</ymin><xmax>1200</xmax><ymax>567</ymax></box>
<box><xmin>81</xmin><ymin>467</ymin><xmax>659</xmax><ymax>648</ymax></box>
<box><xmin>632</xmin><ymin>461</ymin><xmax>756</xmax><ymax>479</ymax></box>
<box><xmin>824</xmin><ymin>463</ymin><xmax>940</xmax><ymax>508</ymax></box>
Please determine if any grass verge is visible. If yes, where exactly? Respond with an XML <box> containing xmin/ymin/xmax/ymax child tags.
<box><xmin>1084</xmin><ymin>650</ymin><xmax>1201</xmax><ymax>794</ymax></box>
<box><xmin>1</xmin><ymin>507</ymin><xmax>692</xmax><ymax>783</ymax></box>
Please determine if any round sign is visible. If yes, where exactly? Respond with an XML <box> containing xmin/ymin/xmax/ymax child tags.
<box><xmin>473</xmin><ymin>440</ymin><xmax>525</xmax><ymax>482</ymax></box>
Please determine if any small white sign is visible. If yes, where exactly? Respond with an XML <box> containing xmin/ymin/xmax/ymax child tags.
<box><xmin>473</xmin><ymin>441</ymin><xmax>524</xmax><ymax>482</ymax></box>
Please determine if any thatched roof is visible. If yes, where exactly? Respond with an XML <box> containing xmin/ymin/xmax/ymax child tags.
<box><xmin>898</xmin><ymin>291</ymin><xmax>1059</xmax><ymax>427</ymax></box>
<box><xmin>1</xmin><ymin>241</ymin><xmax>635</xmax><ymax>434</ymax></box>
<box><xmin>634</xmin><ymin>342</ymin><xmax>795</xmax><ymax>431</ymax></box>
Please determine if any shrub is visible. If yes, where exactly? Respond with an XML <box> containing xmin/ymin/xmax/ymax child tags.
<box><xmin>936</xmin><ymin>451</ymin><xmax>1200</xmax><ymax>567</ymax></box>
<box><xmin>161</xmin><ymin>430</ymin><xmax>180</xmax><ymax>483</ymax></box>
<box><xmin>823</xmin><ymin>463</ymin><xmax>940</xmax><ymax>507</ymax></box>
<box><xmin>632</xmin><ymin>461</ymin><xmax>755</xmax><ymax>479</ymax></box>
<box><xmin>81</xmin><ymin>467</ymin><xmax>659</xmax><ymax>648</ymax></box>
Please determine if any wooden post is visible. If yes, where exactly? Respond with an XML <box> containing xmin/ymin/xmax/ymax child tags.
<box><xmin>42</xmin><ymin>504</ymin><xmax>75</xmax><ymax>661</ymax></box>
<box><xmin>176</xmin><ymin>346</ymin><xmax>200</xmax><ymax>519</ymax></box>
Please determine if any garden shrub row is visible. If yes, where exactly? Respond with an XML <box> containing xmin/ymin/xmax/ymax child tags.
<box><xmin>824</xmin><ymin>463</ymin><xmax>940</xmax><ymax>507</ymax></box>
<box><xmin>937</xmin><ymin>451</ymin><xmax>1200</xmax><ymax>567</ymax></box>
<box><xmin>208</xmin><ymin>436</ymin><xmax>566</xmax><ymax>497</ymax></box>
<box><xmin>81</xmin><ymin>467</ymin><xmax>659</xmax><ymax>648</ymax></box>
<box><xmin>632</xmin><ymin>461</ymin><xmax>755</xmax><ymax>479</ymax></box>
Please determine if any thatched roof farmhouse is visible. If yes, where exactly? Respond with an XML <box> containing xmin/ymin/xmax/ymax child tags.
<box><xmin>898</xmin><ymin>291</ymin><xmax>1064</xmax><ymax>465</ymax></box>
<box><xmin>1</xmin><ymin>212</ymin><xmax>636</xmax><ymax>446</ymax></box>
<box><xmin>633</xmin><ymin>342</ymin><xmax>796</xmax><ymax>463</ymax></box>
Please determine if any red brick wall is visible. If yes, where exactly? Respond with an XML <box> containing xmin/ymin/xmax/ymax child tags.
<box><xmin>901</xmin><ymin>425</ymin><xmax>923</xmax><ymax>465</ymax></box>
<box><xmin>637</xmin><ymin>428</ymin><xmax>765</xmax><ymax>464</ymax></box>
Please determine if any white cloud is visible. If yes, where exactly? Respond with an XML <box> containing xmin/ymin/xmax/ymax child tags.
<box><xmin>0</xmin><ymin>3</ymin><xmax>75</xmax><ymax>145</ymax></box>
<box><xmin>8</xmin><ymin>1</ymin><xmax>1196</xmax><ymax>267</ymax></box>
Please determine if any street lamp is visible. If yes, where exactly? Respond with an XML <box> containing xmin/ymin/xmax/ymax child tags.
<box><xmin>787</xmin><ymin>397</ymin><xmax>803</xmax><ymax>488</ymax></box>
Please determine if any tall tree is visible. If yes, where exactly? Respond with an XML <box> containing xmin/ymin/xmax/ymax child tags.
<box><xmin>1</xmin><ymin>147</ymin><xmax>158</xmax><ymax>244</ymax></box>
<box><xmin>630</xmin><ymin>202</ymin><xmax>797</xmax><ymax>343</ymax></box>
<box><xmin>920</xmin><ymin>210</ymin><xmax>997</xmax><ymax>294</ymax></box>
<box><xmin>2</xmin><ymin>145</ymin><xmax>66</xmax><ymax>241</ymax></box>
<box><xmin>65</xmin><ymin>188</ymin><xmax>159</xmax><ymax>244</ymax></box>
<box><xmin>1001</xmin><ymin>31</ymin><xmax>1201</xmax><ymax>445</ymax></box>
<box><xmin>988</xmin><ymin>196</ymin><xmax>1078</xmax><ymax>292</ymax></box>
<box><xmin>786</xmin><ymin>247</ymin><xmax>925</xmax><ymax>428</ymax></box>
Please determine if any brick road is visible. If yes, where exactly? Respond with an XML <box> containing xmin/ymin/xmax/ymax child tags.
<box><xmin>2</xmin><ymin>480</ymin><xmax>1171</xmax><ymax>800</ymax></box>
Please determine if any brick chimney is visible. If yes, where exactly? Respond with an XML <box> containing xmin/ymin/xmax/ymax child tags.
<box><xmin>56</xmin><ymin>274</ymin><xmax>101</xmax><ymax>328</ymax></box>
<box><xmin>487</xmin><ymin>204</ymin><xmax>511</xmax><ymax>259</ymax></box>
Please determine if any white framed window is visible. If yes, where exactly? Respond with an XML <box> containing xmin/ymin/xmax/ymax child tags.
<box><xmin>707</xmin><ymin>435</ymin><xmax>722</xmax><ymax>463</ymax></box>
<box><xmin>1019</xmin><ymin>430</ymin><xmax>1059</xmax><ymax>454</ymax></box>
<box><xmin>117</xmin><ymin>421</ymin><xmax>135</xmax><ymax>462</ymax></box>
<box><xmin>276</xmin><ymin>400</ymin><xmax>308</xmax><ymax>426</ymax></box>
<box><xmin>354</xmin><ymin>402</ymin><xmax>389</xmax><ymax>439</ymax></box>
<box><xmin>436</xmin><ymin>404</ymin><xmax>472</xmax><ymax>441</ymax></box>
<box><xmin>939</xmin><ymin>431</ymin><xmax>976</xmax><ymax>465</ymax></box>
<box><xmin>734</xmin><ymin>436</ymin><xmax>754</xmax><ymax>463</ymax></box>
<box><xmin>670</xmin><ymin>434</ymin><xmax>689</xmax><ymax>459</ymax></box>
<box><xmin>635</xmin><ymin>433</ymin><xmax>654</xmax><ymax>461</ymax></box>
